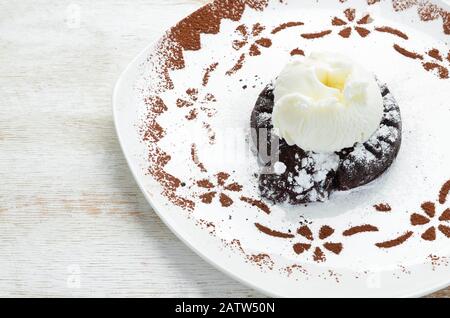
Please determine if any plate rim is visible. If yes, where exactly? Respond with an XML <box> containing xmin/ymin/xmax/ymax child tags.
<box><xmin>112</xmin><ymin>0</ymin><xmax>450</xmax><ymax>298</ymax></box>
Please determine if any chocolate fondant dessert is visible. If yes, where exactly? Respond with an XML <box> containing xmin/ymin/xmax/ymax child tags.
<box><xmin>251</xmin><ymin>82</ymin><xmax>402</xmax><ymax>204</ymax></box>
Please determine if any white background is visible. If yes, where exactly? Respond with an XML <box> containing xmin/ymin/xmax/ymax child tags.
<box><xmin>0</xmin><ymin>0</ymin><xmax>447</xmax><ymax>297</ymax></box>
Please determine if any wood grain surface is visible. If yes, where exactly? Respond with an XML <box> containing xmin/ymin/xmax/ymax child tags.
<box><xmin>0</xmin><ymin>0</ymin><xmax>447</xmax><ymax>298</ymax></box>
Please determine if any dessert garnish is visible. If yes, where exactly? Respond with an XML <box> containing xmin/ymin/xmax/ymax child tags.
<box><xmin>251</xmin><ymin>52</ymin><xmax>402</xmax><ymax>204</ymax></box>
<box><xmin>273</xmin><ymin>52</ymin><xmax>384</xmax><ymax>152</ymax></box>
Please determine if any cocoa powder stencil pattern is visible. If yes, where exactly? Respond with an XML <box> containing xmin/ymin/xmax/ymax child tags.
<box><xmin>114</xmin><ymin>0</ymin><xmax>450</xmax><ymax>297</ymax></box>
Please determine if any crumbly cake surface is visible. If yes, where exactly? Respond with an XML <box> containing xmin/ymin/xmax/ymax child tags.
<box><xmin>250</xmin><ymin>82</ymin><xmax>402</xmax><ymax>204</ymax></box>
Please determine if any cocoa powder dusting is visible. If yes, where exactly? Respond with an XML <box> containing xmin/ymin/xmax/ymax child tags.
<box><xmin>225</xmin><ymin>238</ymin><xmax>245</xmax><ymax>254</ymax></box>
<box><xmin>391</xmin><ymin>0</ymin><xmax>448</xmax><ymax>35</ymax></box>
<box><xmin>167</xmin><ymin>193</ymin><xmax>195</xmax><ymax>211</ymax></box>
<box><xmin>418</xmin><ymin>2</ymin><xmax>441</xmax><ymax>21</ymax></box>
<box><xmin>176</xmin><ymin>98</ymin><xmax>193</xmax><ymax>108</ymax></box>
<box><xmin>143</xmin><ymin>0</ymin><xmax>450</xmax><ymax>265</ymax></box>
<box><xmin>428</xmin><ymin>48</ymin><xmax>443</xmax><ymax>61</ymax></box>
<box><xmin>428</xmin><ymin>254</ymin><xmax>449</xmax><ymax>271</ymax></box>
<box><xmin>439</xmin><ymin>224</ymin><xmax>450</xmax><ymax>238</ymax></box>
<box><xmin>323</xmin><ymin>242</ymin><xmax>343</xmax><ymax>255</ymax></box>
<box><xmin>421</xmin><ymin>226</ymin><xmax>436</xmax><ymax>241</ymax></box>
<box><xmin>339</xmin><ymin>27</ymin><xmax>352</xmax><ymax>38</ymax></box>
<box><xmin>202</xmin><ymin>122</ymin><xmax>216</xmax><ymax>144</ymax></box>
<box><xmin>143</xmin><ymin>120</ymin><xmax>165</xmax><ymax>142</ymax></box>
<box><xmin>375</xmin><ymin>231</ymin><xmax>413</xmax><ymax>248</ymax></box>
<box><xmin>197</xmin><ymin>219</ymin><xmax>216</xmax><ymax>232</ymax></box>
<box><xmin>319</xmin><ymin>225</ymin><xmax>334</xmax><ymax>240</ymax></box>
<box><xmin>144</xmin><ymin>96</ymin><xmax>168</xmax><ymax>115</ymax></box>
<box><xmin>153</xmin><ymin>0</ymin><xmax>269</xmax><ymax>89</ymax></box>
<box><xmin>150</xmin><ymin>146</ymin><xmax>170</xmax><ymax>167</ymax></box>
<box><xmin>293</xmin><ymin>243</ymin><xmax>311</xmax><ymax>254</ymax></box>
<box><xmin>248</xmin><ymin>44</ymin><xmax>261</xmax><ymax>57</ymax></box>
<box><xmin>144</xmin><ymin>1</ymin><xmax>271</xmax><ymax>212</ymax></box>
<box><xmin>202</xmin><ymin>62</ymin><xmax>219</xmax><ymax>86</ymax></box>
<box><xmin>200</xmin><ymin>192</ymin><xmax>216</xmax><ymax>204</ymax></box>
<box><xmin>423</xmin><ymin>62</ymin><xmax>449</xmax><ymax>79</ymax></box>
<box><xmin>284</xmin><ymin>264</ymin><xmax>308</xmax><ymax>277</ymax></box>
<box><xmin>332</xmin><ymin>17</ymin><xmax>347</xmax><ymax>26</ymax></box>
<box><xmin>148</xmin><ymin>146</ymin><xmax>195</xmax><ymax>211</ymax></box>
<box><xmin>197</xmin><ymin>179</ymin><xmax>214</xmax><ymax>189</ymax></box>
<box><xmin>297</xmin><ymin>225</ymin><xmax>313</xmax><ymax>240</ymax></box>
<box><xmin>421</xmin><ymin>201</ymin><xmax>435</xmax><ymax>217</ymax></box>
<box><xmin>393</xmin><ymin>44</ymin><xmax>423</xmax><ymax>60</ymax></box>
<box><xmin>231</xmin><ymin>238</ymin><xmax>243</xmax><ymax>250</ymax></box>
<box><xmin>343</xmin><ymin>224</ymin><xmax>379</xmax><ymax>236</ymax></box>
<box><xmin>439</xmin><ymin>180</ymin><xmax>450</xmax><ymax>204</ymax></box>
<box><xmin>439</xmin><ymin>208</ymin><xmax>450</xmax><ymax>221</ymax></box>
<box><xmin>226</xmin><ymin>53</ymin><xmax>246</xmax><ymax>75</ymax></box>
<box><xmin>442</xmin><ymin>11</ymin><xmax>449</xmax><ymax>35</ymax></box>
<box><xmin>313</xmin><ymin>247</ymin><xmax>326</xmax><ymax>262</ymax></box>
<box><xmin>255</xmin><ymin>37</ymin><xmax>272</xmax><ymax>48</ymax></box>
<box><xmin>142</xmin><ymin>97</ymin><xmax>168</xmax><ymax>143</ymax></box>
<box><xmin>255</xmin><ymin>223</ymin><xmax>295</xmax><ymax>238</ymax></box>
<box><xmin>186</xmin><ymin>88</ymin><xmax>198</xmax><ymax>99</ymax></box>
<box><xmin>321</xmin><ymin>270</ymin><xmax>341</xmax><ymax>283</ymax></box>
<box><xmin>290</xmin><ymin>48</ymin><xmax>305</xmax><ymax>56</ymax></box>
<box><xmin>219</xmin><ymin>193</ymin><xmax>233</xmax><ymax>207</ymax></box>
<box><xmin>185</xmin><ymin>108</ymin><xmax>198</xmax><ymax>120</ymax></box>
<box><xmin>191</xmin><ymin>144</ymin><xmax>207</xmax><ymax>173</ymax></box>
<box><xmin>224</xmin><ymin>182</ymin><xmax>243</xmax><ymax>192</ymax></box>
<box><xmin>344</xmin><ymin>8</ymin><xmax>356</xmax><ymax>22</ymax></box>
<box><xmin>357</xmin><ymin>14</ymin><xmax>373</xmax><ymax>24</ymax></box>
<box><xmin>216</xmin><ymin>172</ymin><xmax>230</xmax><ymax>186</ymax></box>
<box><xmin>271</xmin><ymin>21</ymin><xmax>304</xmax><ymax>34</ymax></box>
<box><xmin>160</xmin><ymin>176</ymin><xmax>194</xmax><ymax>209</ymax></box>
<box><xmin>247</xmin><ymin>253</ymin><xmax>274</xmax><ymax>270</ymax></box>
<box><xmin>374</xmin><ymin>203</ymin><xmax>392</xmax><ymax>212</ymax></box>
<box><xmin>240</xmin><ymin>196</ymin><xmax>271</xmax><ymax>214</ymax></box>
<box><xmin>375</xmin><ymin>26</ymin><xmax>408</xmax><ymax>39</ymax></box>
<box><xmin>410</xmin><ymin>213</ymin><xmax>430</xmax><ymax>225</ymax></box>
<box><xmin>392</xmin><ymin>0</ymin><xmax>418</xmax><ymax>12</ymax></box>
<box><xmin>301</xmin><ymin>30</ymin><xmax>332</xmax><ymax>39</ymax></box>
<box><xmin>354</xmin><ymin>26</ymin><xmax>370</xmax><ymax>37</ymax></box>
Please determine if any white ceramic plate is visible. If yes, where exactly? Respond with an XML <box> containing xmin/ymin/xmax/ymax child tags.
<box><xmin>114</xmin><ymin>0</ymin><xmax>450</xmax><ymax>297</ymax></box>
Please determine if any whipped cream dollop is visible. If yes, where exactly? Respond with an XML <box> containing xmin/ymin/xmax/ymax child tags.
<box><xmin>272</xmin><ymin>52</ymin><xmax>383</xmax><ymax>152</ymax></box>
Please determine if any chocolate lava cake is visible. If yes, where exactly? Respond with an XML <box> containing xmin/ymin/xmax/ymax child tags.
<box><xmin>250</xmin><ymin>82</ymin><xmax>402</xmax><ymax>204</ymax></box>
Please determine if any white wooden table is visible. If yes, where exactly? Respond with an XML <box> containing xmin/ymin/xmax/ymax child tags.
<box><xmin>0</xmin><ymin>0</ymin><xmax>447</xmax><ymax>298</ymax></box>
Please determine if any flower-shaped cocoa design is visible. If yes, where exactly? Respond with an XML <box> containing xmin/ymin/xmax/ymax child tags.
<box><xmin>332</xmin><ymin>8</ymin><xmax>373</xmax><ymax>38</ymax></box>
<box><xmin>393</xmin><ymin>45</ymin><xmax>449</xmax><ymax>80</ymax></box>
<box><xmin>293</xmin><ymin>225</ymin><xmax>343</xmax><ymax>262</ymax></box>
<box><xmin>410</xmin><ymin>201</ymin><xmax>450</xmax><ymax>241</ymax></box>
<box><xmin>196</xmin><ymin>172</ymin><xmax>243</xmax><ymax>207</ymax></box>
<box><xmin>232</xmin><ymin>23</ymin><xmax>272</xmax><ymax>56</ymax></box>
<box><xmin>176</xmin><ymin>88</ymin><xmax>217</xmax><ymax>121</ymax></box>
<box><xmin>375</xmin><ymin>180</ymin><xmax>450</xmax><ymax>249</ymax></box>
<box><xmin>226</xmin><ymin>23</ymin><xmax>272</xmax><ymax>75</ymax></box>
<box><xmin>422</xmin><ymin>48</ymin><xmax>450</xmax><ymax>80</ymax></box>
